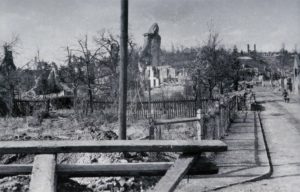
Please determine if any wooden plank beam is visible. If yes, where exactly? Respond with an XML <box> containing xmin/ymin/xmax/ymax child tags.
<box><xmin>150</xmin><ymin>154</ymin><xmax>196</xmax><ymax>192</ymax></box>
<box><xmin>29</xmin><ymin>154</ymin><xmax>56</xmax><ymax>192</ymax></box>
<box><xmin>0</xmin><ymin>160</ymin><xmax>218</xmax><ymax>177</ymax></box>
<box><xmin>58</xmin><ymin>163</ymin><xmax>170</xmax><ymax>177</ymax></box>
<box><xmin>0</xmin><ymin>164</ymin><xmax>32</xmax><ymax>177</ymax></box>
<box><xmin>154</xmin><ymin>117</ymin><xmax>200</xmax><ymax>125</ymax></box>
<box><xmin>0</xmin><ymin>140</ymin><xmax>227</xmax><ymax>154</ymax></box>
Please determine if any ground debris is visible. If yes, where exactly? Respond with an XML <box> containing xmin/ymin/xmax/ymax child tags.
<box><xmin>0</xmin><ymin>111</ymin><xmax>188</xmax><ymax>191</ymax></box>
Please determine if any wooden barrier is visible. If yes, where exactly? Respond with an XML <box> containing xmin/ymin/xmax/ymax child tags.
<box><xmin>0</xmin><ymin>140</ymin><xmax>227</xmax><ymax>154</ymax></box>
<box><xmin>151</xmin><ymin>154</ymin><xmax>196</xmax><ymax>192</ymax></box>
<box><xmin>149</xmin><ymin>95</ymin><xmax>241</xmax><ymax>141</ymax></box>
<box><xmin>154</xmin><ymin>117</ymin><xmax>200</xmax><ymax>125</ymax></box>
<box><xmin>0</xmin><ymin>159</ymin><xmax>218</xmax><ymax>177</ymax></box>
<box><xmin>150</xmin><ymin>116</ymin><xmax>202</xmax><ymax>141</ymax></box>
<box><xmin>0</xmin><ymin>140</ymin><xmax>227</xmax><ymax>192</ymax></box>
<box><xmin>6</xmin><ymin>95</ymin><xmax>245</xmax><ymax>191</ymax></box>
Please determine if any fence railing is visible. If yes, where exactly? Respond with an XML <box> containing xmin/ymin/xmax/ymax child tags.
<box><xmin>92</xmin><ymin>99</ymin><xmax>198</xmax><ymax>119</ymax></box>
<box><xmin>81</xmin><ymin>98</ymin><xmax>224</xmax><ymax>120</ymax></box>
<box><xmin>148</xmin><ymin>95</ymin><xmax>242</xmax><ymax>141</ymax></box>
<box><xmin>13</xmin><ymin>99</ymin><xmax>48</xmax><ymax>116</ymax></box>
<box><xmin>13</xmin><ymin>95</ymin><xmax>245</xmax><ymax>123</ymax></box>
<box><xmin>14</xmin><ymin>97</ymin><xmax>221</xmax><ymax>120</ymax></box>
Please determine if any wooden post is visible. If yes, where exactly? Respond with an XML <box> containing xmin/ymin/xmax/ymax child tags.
<box><xmin>29</xmin><ymin>154</ymin><xmax>56</xmax><ymax>192</ymax></box>
<box><xmin>148</xmin><ymin>80</ymin><xmax>152</xmax><ymax>118</ymax></box>
<box><xmin>215</xmin><ymin>102</ymin><xmax>220</xmax><ymax>139</ymax></box>
<box><xmin>149</xmin><ymin>118</ymin><xmax>155</xmax><ymax>140</ymax></box>
<box><xmin>223</xmin><ymin>102</ymin><xmax>227</xmax><ymax>131</ymax></box>
<box><xmin>150</xmin><ymin>154</ymin><xmax>196</xmax><ymax>192</ymax></box>
<box><xmin>46</xmin><ymin>99</ymin><xmax>50</xmax><ymax>113</ymax></box>
<box><xmin>235</xmin><ymin>95</ymin><xmax>239</xmax><ymax>112</ymax></box>
<box><xmin>160</xmin><ymin>113</ymin><xmax>169</xmax><ymax>139</ymax></box>
<box><xmin>220</xmin><ymin>101</ymin><xmax>224</xmax><ymax>137</ymax></box>
<box><xmin>227</xmin><ymin>100</ymin><xmax>230</xmax><ymax>130</ymax></box>
<box><xmin>196</xmin><ymin>109</ymin><xmax>202</xmax><ymax>140</ymax></box>
<box><xmin>118</xmin><ymin>0</ymin><xmax>128</xmax><ymax>140</ymax></box>
<box><xmin>158</xmin><ymin>125</ymin><xmax>162</xmax><ymax>139</ymax></box>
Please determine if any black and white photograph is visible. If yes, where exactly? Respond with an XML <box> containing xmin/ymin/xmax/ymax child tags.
<box><xmin>0</xmin><ymin>0</ymin><xmax>299</xmax><ymax>191</ymax></box>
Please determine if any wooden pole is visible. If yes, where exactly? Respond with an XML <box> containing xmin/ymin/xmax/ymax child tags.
<box><xmin>196</xmin><ymin>109</ymin><xmax>202</xmax><ymax>140</ymax></box>
<box><xmin>118</xmin><ymin>0</ymin><xmax>128</xmax><ymax>140</ymax></box>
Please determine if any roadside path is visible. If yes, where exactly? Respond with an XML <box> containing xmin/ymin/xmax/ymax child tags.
<box><xmin>219</xmin><ymin>87</ymin><xmax>300</xmax><ymax>192</ymax></box>
<box><xmin>176</xmin><ymin>109</ymin><xmax>269</xmax><ymax>191</ymax></box>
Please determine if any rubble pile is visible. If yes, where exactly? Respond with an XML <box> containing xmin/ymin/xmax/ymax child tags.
<box><xmin>0</xmin><ymin>176</ymin><xmax>30</xmax><ymax>192</ymax></box>
<box><xmin>0</xmin><ymin>176</ymin><xmax>93</xmax><ymax>192</ymax></box>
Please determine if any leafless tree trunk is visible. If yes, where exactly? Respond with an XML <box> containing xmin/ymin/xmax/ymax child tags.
<box><xmin>77</xmin><ymin>35</ymin><xmax>102</xmax><ymax>114</ymax></box>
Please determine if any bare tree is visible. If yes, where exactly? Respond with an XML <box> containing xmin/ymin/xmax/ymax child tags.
<box><xmin>93</xmin><ymin>31</ymin><xmax>120</xmax><ymax>100</ymax></box>
<box><xmin>63</xmin><ymin>46</ymin><xmax>86</xmax><ymax>113</ymax></box>
<box><xmin>193</xmin><ymin>26</ymin><xmax>237</xmax><ymax>98</ymax></box>
<box><xmin>94</xmin><ymin>31</ymin><xmax>120</xmax><ymax>74</ymax></box>
<box><xmin>63</xmin><ymin>31</ymin><xmax>138</xmax><ymax>114</ymax></box>
<box><xmin>194</xmin><ymin>30</ymin><xmax>221</xmax><ymax>98</ymax></box>
<box><xmin>93</xmin><ymin>31</ymin><xmax>137</xmax><ymax>100</ymax></box>
<box><xmin>74</xmin><ymin>35</ymin><xmax>102</xmax><ymax>114</ymax></box>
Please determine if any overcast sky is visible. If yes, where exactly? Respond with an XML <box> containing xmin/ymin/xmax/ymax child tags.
<box><xmin>1</xmin><ymin>0</ymin><xmax>299</xmax><ymax>67</ymax></box>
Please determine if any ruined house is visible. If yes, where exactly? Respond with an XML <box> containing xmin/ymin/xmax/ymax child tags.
<box><xmin>145</xmin><ymin>65</ymin><xmax>188</xmax><ymax>88</ymax></box>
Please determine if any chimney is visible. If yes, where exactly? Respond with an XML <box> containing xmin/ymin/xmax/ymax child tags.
<box><xmin>247</xmin><ymin>44</ymin><xmax>250</xmax><ymax>53</ymax></box>
<box><xmin>254</xmin><ymin>44</ymin><xmax>256</xmax><ymax>52</ymax></box>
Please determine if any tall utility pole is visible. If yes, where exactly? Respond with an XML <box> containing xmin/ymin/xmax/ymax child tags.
<box><xmin>118</xmin><ymin>0</ymin><xmax>128</xmax><ymax>140</ymax></box>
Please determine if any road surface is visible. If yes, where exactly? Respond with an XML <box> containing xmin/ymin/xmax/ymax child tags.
<box><xmin>220</xmin><ymin>87</ymin><xmax>300</xmax><ymax>192</ymax></box>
